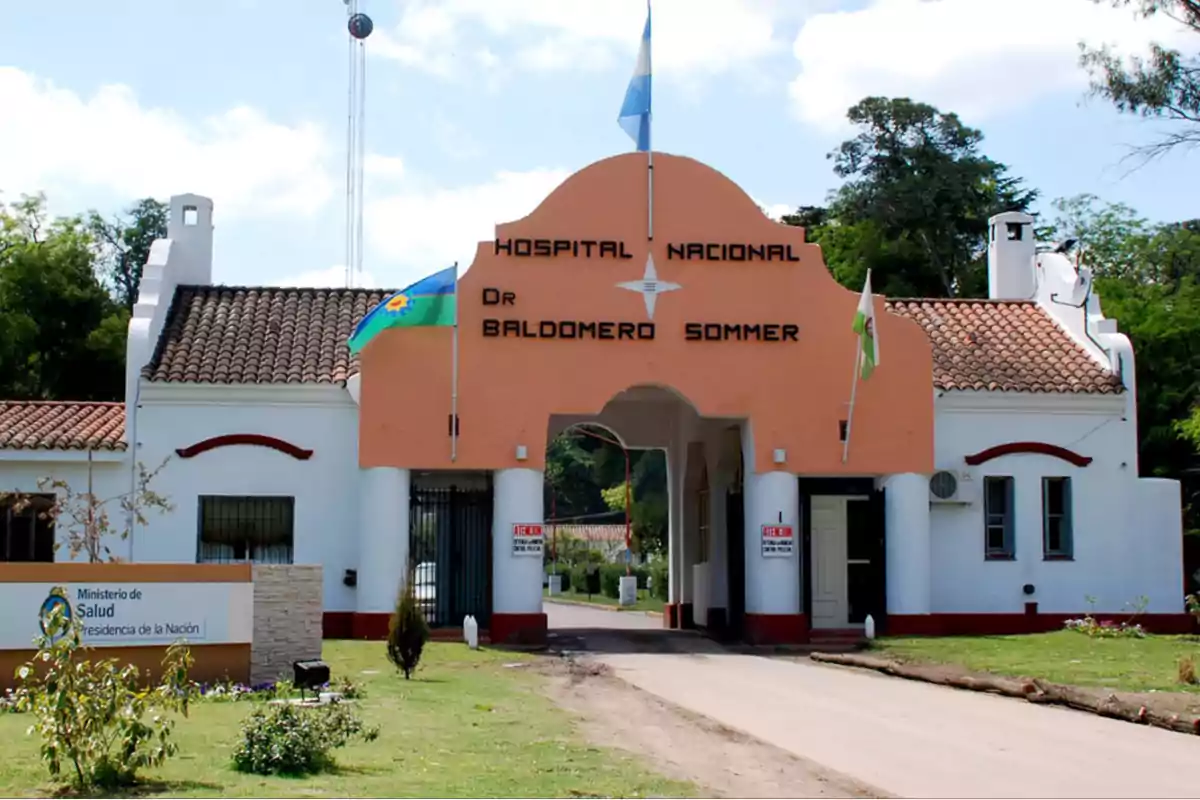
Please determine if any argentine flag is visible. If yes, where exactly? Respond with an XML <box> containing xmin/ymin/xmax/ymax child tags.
<box><xmin>618</xmin><ymin>4</ymin><xmax>651</xmax><ymax>152</ymax></box>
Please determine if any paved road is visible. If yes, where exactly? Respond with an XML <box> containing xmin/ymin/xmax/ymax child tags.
<box><xmin>545</xmin><ymin>601</ymin><xmax>1200</xmax><ymax>799</ymax></box>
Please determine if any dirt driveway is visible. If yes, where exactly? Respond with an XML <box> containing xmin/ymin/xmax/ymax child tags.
<box><xmin>543</xmin><ymin>601</ymin><xmax>1200</xmax><ymax>799</ymax></box>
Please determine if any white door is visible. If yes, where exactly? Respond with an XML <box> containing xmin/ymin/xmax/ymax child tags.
<box><xmin>809</xmin><ymin>496</ymin><xmax>849</xmax><ymax>629</ymax></box>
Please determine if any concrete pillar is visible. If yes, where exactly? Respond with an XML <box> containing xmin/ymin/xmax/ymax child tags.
<box><xmin>743</xmin><ymin>470</ymin><xmax>803</xmax><ymax>643</ymax></box>
<box><xmin>355</xmin><ymin>467</ymin><xmax>409</xmax><ymax>638</ymax></box>
<box><xmin>708</xmin><ymin>470</ymin><xmax>730</xmax><ymax>617</ymax></box>
<box><xmin>665</xmin><ymin>443</ymin><xmax>687</xmax><ymax>628</ymax></box>
<box><xmin>884</xmin><ymin>473</ymin><xmax>932</xmax><ymax>624</ymax></box>
<box><xmin>491</xmin><ymin>468</ymin><xmax>546</xmax><ymax>644</ymax></box>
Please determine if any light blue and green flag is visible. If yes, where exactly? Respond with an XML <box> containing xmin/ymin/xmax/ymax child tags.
<box><xmin>347</xmin><ymin>265</ymin><xmax>457</xmax><ymax>355</ymax></box>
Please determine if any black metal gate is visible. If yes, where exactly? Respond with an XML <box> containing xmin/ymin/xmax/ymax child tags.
<box><xmin>408</xmin><ymin>485</ymin><xmax>493</xmax><ymax>628</ymax></box>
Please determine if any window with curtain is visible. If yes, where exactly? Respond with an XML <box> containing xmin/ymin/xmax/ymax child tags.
<box><xmin>197</xmin><ymin>496</ymin><xmax>294</xmax><ymax>564</ymax></box>
<box><xmin>1042</xmin><ymin>477</ymin><xmax>1073</xmax><ymax>559</ymax></box>
<box><xmin>1</xmin><ymin>494</ymin><xmax>55</xmax><ymax>562</ymax></box>
<box><xmin>983</xmin><ymin>476</ymin><xmax>1015</xmax><ymax>560</ymax></box>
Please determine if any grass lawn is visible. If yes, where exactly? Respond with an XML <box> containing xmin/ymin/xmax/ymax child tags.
<box><xmin>873</xmin><ymin>631</ymin><xmax>1200</xmax><ymax>693</ymax></box>
<box><xmin>0</xmin><ymin>640</ymin><xmax>695</xmax><ymax>798</ymax></box>
<box><xmin>544</xmin><ymin>587</ymin><xmax>666</xmax><ymax>614</ymax></box>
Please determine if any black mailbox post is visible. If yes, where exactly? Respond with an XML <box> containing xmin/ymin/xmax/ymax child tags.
<box><xmin>293</xmin><ymin>659</ymin><xmax>330</xmax><ymax>699</ymax></box>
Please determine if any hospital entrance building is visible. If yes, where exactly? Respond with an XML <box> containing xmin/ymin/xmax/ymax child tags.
<box><xmin>0</xmin><ymin>153</ymin><xmax>1186</xmax><ymax>644</ymax></box>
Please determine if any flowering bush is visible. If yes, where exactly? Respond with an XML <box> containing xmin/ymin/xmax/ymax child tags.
<box><xmin>1063</xmin><ymin>615</ymin><xmax>1147</xmax><ymax>638</ymax></box>
<box><xmin>0</xmin><ymin>688</ymin><xmax>20</xmax><ymax>714</ymax></box>
<box><xmin>195</xmin><ymin>675</ymin><xmax>364</xmax><ymax>702</ymax></box>
<box><xmin>14</xmin><ymin>592</ymin><xmax>196</xmax><ymax>792</ymax></box>
<box><xmin>232</xmin><ymin>700</ymin><xmax>378</xmax><ymax>776</ymax></box>
<box><xmin>1063</xmin><ymin>594</ymin><xmax>1148</xmax><ymax>638</ymax></box>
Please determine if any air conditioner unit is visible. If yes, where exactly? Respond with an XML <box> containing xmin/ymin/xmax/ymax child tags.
<box><xmin>928</xmin><ymin>469</ymin><xmax>978</xmax><ymax>505</ymax></box>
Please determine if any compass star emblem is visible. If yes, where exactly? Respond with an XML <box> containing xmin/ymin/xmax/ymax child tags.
<box><xmin>616</xmin><ymin>254</ymin><xmax>681</xmax><ymax>321</ymax></box>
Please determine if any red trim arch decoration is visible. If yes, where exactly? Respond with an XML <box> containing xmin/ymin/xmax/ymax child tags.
<box><xmin>964</xmin><ymin>441</ymin><xmax>1092</xmax><ymax>468</ymax></box>
<box><xmin>175</xmin><ymin>434</ymin><xmax>314</xmax><ymax>461</ymax></box>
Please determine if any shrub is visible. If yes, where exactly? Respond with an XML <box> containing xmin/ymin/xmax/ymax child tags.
<box><xmin>633</xmin><ymin>564</ymin><xmax>650</xmax><ymax>590</ymax></box>
<box><xmin>14</xmin><ymin>590</ymin><xmax>196</xmax><ymax>792</ymax></box>
<box><xmin>387</xmin><ymin>580</ymin><xmax>430</xmax><ymax>679</ymax></box>
<box><xmin>1180</xmin><ymin>656</ymin><xmax>1198</xmax><ymax>685</ymax></box>
<box><xmin>232</xmin><ymin>701</ymin><xmax>378</xmax><ymax>776</ymax></box>
<box><xmin>569</xmin><ymin>563</ymin><xmax>590</xmax><ymax>595</ymax></box>
<box><xmin>649</xmin><ymin>559</ymin><xmax>669</xmax><ymax>601</ymax></box>
<box><xmin>1063</xmin><ymin>594</ymin><xmax>1148</xmax><ymax>638</ymax></box>
<box><xmin>600</xmin><ymin>564</ymin><xmax>621</xmax><ymax>598</ymax></box>
<box><xmin>1063</xmin><ymin>615</ymin><xmax>1146</xmax><ymax>638</ymax></box>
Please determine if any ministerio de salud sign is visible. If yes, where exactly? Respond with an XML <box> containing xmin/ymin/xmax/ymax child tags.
<box><xmin>483</xmin><ymin>238</ymin><xmax>801</xmax><ymax>343</ymax></box>
<box><xmin>0</xmin><ymin>582</ymin><xmax>253</xmax><ymax>650</ymax></box>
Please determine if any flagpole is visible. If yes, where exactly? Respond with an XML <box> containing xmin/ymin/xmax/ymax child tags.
<box><xmin>647</xmin><ymin>138</ymin><xmax>654</xmax><ymax>241</ymax></box>
<box><xmin>646</xmin><ymin>0</ymin><xmax>653</xmax><ymax>242</ymax></box>
<box><xmin>450</xmin><ymin>261</ymin><xmax>459</xmax><ymax>462</ymax></box>
<box><xmin>842</xmin><ymin>346</ymin><xmax>861</xmax><ymax>464</ymax></box>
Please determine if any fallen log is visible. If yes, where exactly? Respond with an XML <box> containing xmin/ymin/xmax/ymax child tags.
<box><xmin>810</xmin><ymin>651</ymin><xmax>1035</xmax><ymax>698</ymax></box>
<box><xmin>1028</xmin><ymin>679</ymin><xmax>1200</xmax><ymax>735</ymax></box>
<box><xmin>810</xmin><ymin>651</ymin><xmax>1200</xmax><ymax>736</ymax></box>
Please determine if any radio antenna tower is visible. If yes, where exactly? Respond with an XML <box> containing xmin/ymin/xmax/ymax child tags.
<box><xmin>343</xmin><ymin>1</ymin><xmax>373</xmax><ymax>288</ymax></box>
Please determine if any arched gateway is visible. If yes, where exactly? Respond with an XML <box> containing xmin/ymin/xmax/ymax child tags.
<box><xmin>355</xmin><ymin>152</ymin><xmax>936</xmax><ymax>645</ymax></box>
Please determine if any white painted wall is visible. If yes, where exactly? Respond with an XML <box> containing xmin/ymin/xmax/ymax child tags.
<box><xmin>0</xmin><ymin>455</ymin><xmax>130</xmax><ymax>562</ymax></box>
<box><xmin>929</xmin><ymin>392</ymin><xmax>1180</xmax><ymax>614</ymax></box>
<box><xmin>131</xmin><ymin>384</ymin><xmax>362</xmax><ymax>613</ymax></box>
<box><xmin>492</xmin><ymin>468</ymin><xmax>545</xmax><ymax>616</ymax></box>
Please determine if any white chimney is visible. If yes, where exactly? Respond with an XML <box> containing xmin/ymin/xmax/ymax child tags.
<box><xmin>166</xmin><ymin>193</ymin><xmax>214</xmax><ymax>286</ymax></box>
<box><xmin>987</xmin><ymin>211</ymin><xmax>1036</xmax><ymax>300</ymax></box>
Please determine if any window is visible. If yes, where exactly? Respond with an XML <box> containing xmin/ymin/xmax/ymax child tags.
<box><xmin>1042</xmin><ymin>477</ymin><xmax>1073</xmax><ymax>560</ymax></box>
<box><xmin>198</xmin><ymin>496</ymin><xmax>294</xmax><ymax>564</ymax></box>
<box><xmin>983</xmin><ymin>477</ymin><xmax>1014</xmax><ymax>560</ymax></box>
<box><xmin>1</xmin><ymin>494</ymin><xmax>55</xmax><ymax>562</ymax></box>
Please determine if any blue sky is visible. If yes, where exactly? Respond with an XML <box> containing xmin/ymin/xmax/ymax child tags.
<box><xmin>1</xmin><ymin>0</ymin><xmax>1197</xmax><ymax>290</ymax></box>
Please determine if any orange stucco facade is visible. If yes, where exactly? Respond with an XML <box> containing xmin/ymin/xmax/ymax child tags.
<box><xmin>359</xmin><ymin>152</ymin><xmax>935</xmax><ymax>475</ymax></box>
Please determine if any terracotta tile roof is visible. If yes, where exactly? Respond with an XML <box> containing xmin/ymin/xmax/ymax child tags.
<box><xmin>141</xmin><ymin>286</ymin><xmax>1122</xmax><ymax>394</ymax></box>
<box><xmin>0</xmin><ymin>402</ymin><xmax>127</xmax><ymax>451</ymax></box>
<box><xmin>143</xmin><ymin>286</ymin><xmax>390</xmax><ymax>385</ymax></box>
<box><xmin>885</xmin><ymin>298</ymin><xmax>1124</xmax><ymax>394</ymax></box>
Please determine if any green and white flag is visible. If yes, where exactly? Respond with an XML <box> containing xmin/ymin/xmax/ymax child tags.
<box><xmin>851</xmin><ymin>270</ymin><xmax>879</xmax><ymax>380</ymax></box>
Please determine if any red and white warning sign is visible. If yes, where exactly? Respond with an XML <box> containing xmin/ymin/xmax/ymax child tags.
<box><xmin>760</xmin><ymin>524</ymin><xmax>795</xmax><ymax>557</ymax></box>
<box><xmin>512</xmin><ymin>523</ymin><xmax>545</xmax><ymax>557</ymax></box>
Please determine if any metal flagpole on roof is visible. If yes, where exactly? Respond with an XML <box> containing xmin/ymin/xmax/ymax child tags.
<box><xmin>343</xmin><ymin>0</ymin><xmax>372</xmax><ymax>288</ymax></box>
<box><xmin>645</xmin><ymin>0</ymin><xmax>653</xmax><ymax>242</ymax></box>
<box><xmin>450</xmin><ymin>261</ymin><xmax>460</xmax><ymax>462</ymax></box>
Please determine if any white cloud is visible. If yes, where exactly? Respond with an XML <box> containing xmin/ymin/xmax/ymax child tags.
<box><xmin>364</xmin><ymin>167</ymin><xmax>571</xmax><ymax>284</ymax></box>
<box><xmin>364</xmin><ymin>154</ymin><xmax>406</xmax><ymax>181</ymax></box>
<box><xmin>754</xmin><ymin>199</ymin><xmax>793</xmax><ymax>220</ymax></box>
<box><xmin>0</xmin><ymin>67</ymin><xmax>336</xmax><ymax>218</ymax></box>
<box><xmin>268</xmin><ymin>264</ymin><xmax>381</xmax><ymax>289</ymax></box>
<box><xmin>375</xmin><ymin>0</ymin><xmax>792</xmax><ymax>80</ymax></box>
<box><xmin>788</xmin><ymin>0</ymin><xmax>1194</xmax><ymax>132</ymax></box>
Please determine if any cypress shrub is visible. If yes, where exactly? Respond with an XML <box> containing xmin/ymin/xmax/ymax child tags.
<box><xmin>386</xmin><ymin>581</ymin><xmax>430</xmax><ymax>680</ymax></box>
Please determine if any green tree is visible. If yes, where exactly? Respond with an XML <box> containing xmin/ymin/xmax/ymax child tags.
<box><xmin>0</xmin><ymin>194</ymin><xmax>127</xmax><ymax>401</ymax></box>
<box><xmin>600</xmin><ymin>450</ymin><xmax>668</xmax><ymax>556</ymax></box>
<box><xmin>785</xmin><ymin>97</ymin><xmax>1037</xmax><ymax>297</ymax></box>
<box><xmin>88</xmin><ymin>197</ymin><xmax>168</xmax><ymax>311</ymax></box>
<box><xmin>1048</xmin><ymin>194</ymin><xmax>1200</xmax><ymax>284</ymax></box>
<box><xmin>1080</xmin><ymin>0</ymin><xmax>1200</xmax><ymax>160</ymax></box>
<box><xmin>1044</xmin><ymin>194</ymin><xmax>1200</xmax><ymax>532</ymax></box>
